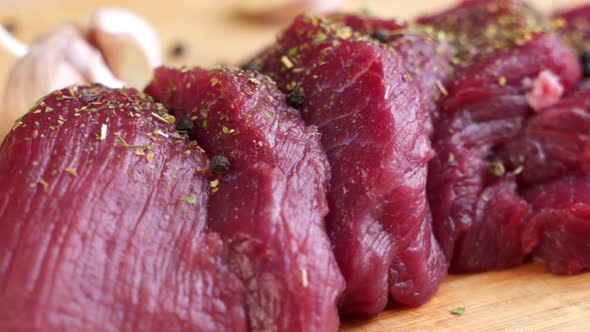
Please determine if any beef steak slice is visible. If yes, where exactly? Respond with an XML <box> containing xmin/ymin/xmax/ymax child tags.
<box><xmin>145</xmin><ymin>67</ymin><xmax>344</xmax><ymax>331</ymax></box>
<box><xmin>0</xmin><ymin>85</ymin><xmax>247</xmax><ymax>332</ymax></box>
<box><xmin>524</xmin><ymin>176</ymin><xmax>590</xmax><ymax>275</ymax></box>
<box><xmin>329</xmin><ymin>13</ymin><xmax>454</xmax><ymax>135</ymax></box>
<box><xmin>252</xmin><ymin>16</ymin><xmax>446</xmax><ymax>315</ymax></box>
<box><xmin>421</xmin><ymin>0</ymin><xmax>581</xmax><ymax>272</ymax></box>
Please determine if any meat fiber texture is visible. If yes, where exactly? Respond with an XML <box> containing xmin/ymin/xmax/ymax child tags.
<box><xmin>499</xmin><ymin>86</ymin><xmax>590</xmax><ymax>186</ymax></box>
<box><xmin>418</xmin><ymin>0</ymin><xmax>582</xmax><ymax>273</ymax></box>
<box><xmin>144</xmin><ymin>67</ymin><xmax>344</xmax><ymax>332</ymax></box>
<box><xmin>0</xmin><ymin>85</ymin><xmax>247</xmax><ymax>331</ymax></box>
<box><xmin>418</xmin><ymin>0</ymin><xmax>545</xmax><ymax>72</ymax></box>
<box><xmin>251</xmin><ymin>16</ymin><xmax>446</xmax><ymax>316</ymax></box>
<box><xmin>497</xmin><ymin>85</ymin><xmax>590</xmax><ymax>276</ymax></box>
<box><xmin>523</xmin><ymin>176</ymin><xmax>590</xmax><ymax>275</ymax></box>
<box><xmin>328</xmin><ymin>13</ymin><xmax>454</xmax><ymax>136</ymax></box>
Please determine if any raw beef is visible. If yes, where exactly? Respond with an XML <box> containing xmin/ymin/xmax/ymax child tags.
<box><xmin>418</xmin><ymin>0</ymin><xmax>580</xmax><ymax>101</ymax></box>
<box><xmin>499</xmin><ymin>86</ymin><xmax>590</xmax><ymax>186</ymax></box>
<box><xmin>427</xmin><ymin>92</ymin><xmax>533</xmax><ymax>272</ymax></box>
<box><xmin>0</xmin><ymin>85</ymin><xmax>247</xmax><ymax>331</ymax></box>
<box><xmin>252</xmin><ymin>16</ymin><xmax>446</xmax><ymax>315</ymax></box>
<box><xmin>419</xmin><ymin>0</ymin><xmax>581</xmax><ymax>272</ymax></box>
<box><xmin>329</xmin><ymin>14</ymin><xmax>454</xmax><ymax>135</ymax></box>
<box><xmin>496</xmin><ymin>84</ymin><xmax>590</xmax><ymax>275</ymax></box>
<box><xmin>418</xmin><ymin>0</ymin><xmax>545</xmax><ymax>71</ymax></box>
<box><xmin>523</xmin><ymin>176</ymin><xmax>590</xmax><ymax>275</ymax></box>
<box><xmin>145</xmin><ymin>67</ymin><xmax>344</xmax><ymax>331</ymax></box>
<box><xmin>450</xmin><ymin>180</ymin><xmax>529</xmax><ymax>272</ymax></box>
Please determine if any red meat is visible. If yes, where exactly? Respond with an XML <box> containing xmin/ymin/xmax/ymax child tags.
<box><xmin>427</xmin><ymin>93</ymin><xmax>533</xmax><ymax>272</ymax></box>
<box><xmin>419</xmin><ymin>0</ymin><xmax>580</xmax><ymax>101</ymax></box>
<box><xmin>499</xmin><ymin>86</ymin><xmax>590</xmax><ymax>186</ymax></box>
<box><xmin>450</xmin><ymin>181</ymin><xmax>529</xmax><ymax>272</ymax></box>
<box><xmin>330</xmin><ymin>14</ymin><xmax>454</xmax><ymax>135</ymax></box>
<box><xmin>145</xmin><ymin>67</ymin><xmax>344</xmax><ymax>331</ymax></box>
<box><xmin>524</xmin><ymin>176</ymin><xmax>590</xmax><ymax>275</ymax></box>
<box><xmin>418</xmin><ymin>0</ymin><xmax>545</xmax><ymax>70</ymax></box>
<box><xmin>420</xmin><ymin>0</ymin><xmax>581</xmax><ymax>272</ymax></box>
<box><xmin>253</xmin><ymin>16</ymin><xmax>446</xmax><ymax>315</ymax></box>
<box><xmin>0</xmin><ymin>85</ymin><xmax>247</xmax><ymax>331</ymax></box>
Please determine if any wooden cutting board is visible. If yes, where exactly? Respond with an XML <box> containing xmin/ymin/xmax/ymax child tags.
<box><xmin>1</xmin><ymin>1</ymin><xmax>589</xmax><ymax>331</ymax></box>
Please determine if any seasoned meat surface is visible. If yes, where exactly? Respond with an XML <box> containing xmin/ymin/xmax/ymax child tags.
<box><xmin>0</xmin><ymin>85</ymin><xmax>247</xmax><ymax>332</ymax></box>
<box><xmin>419</xmin><ymin>0</ymin><xmax>581</xmax><ymax>272</ymax></box>
<box><xmin>524</xmin><ymin>176</ymin><xmax>590</xmax><ymax>275</ymax></box>
<box><xmin>253</xmin><ymin>16</ymin><xmax>446</xmax><ymax>315</ymax></box>
<box><xmin>145</xmin><ymin>67</ymin><xmax>344</xmax><ymax>332</ymax></box>
<box><xmin>331</xmin><ymin>13</ymin><xmax>454</xmax><ymax>135</ymax></box>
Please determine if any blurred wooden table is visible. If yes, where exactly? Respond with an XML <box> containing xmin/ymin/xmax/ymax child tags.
<box><xmin>1</xmin><ymin>1</ymin><xmax>590</xmax><ymax>331</ymax></box>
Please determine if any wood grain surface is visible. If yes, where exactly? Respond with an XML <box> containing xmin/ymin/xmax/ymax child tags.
<box><xmin>1</xmin><ymin>1</ymin><xmax>589</xmax><ymax>331</ymax></box>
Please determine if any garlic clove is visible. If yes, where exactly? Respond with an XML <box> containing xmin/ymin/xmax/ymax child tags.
<box><xmin>0</xmin><ymin>24</ymin><xmax>28</xmax><ymax>57</ymax></box>
<box><xmin>0</xmin><ymin>24</ymin><xmax>122</xmax><ymax>137</ymax></box>
<box><xmin>63</xmin><ymin>25</ymin><xmax>124</xmax><ymax>88</ymax></box>
<box><xmin>88</xmin><ymin>8</ymin><xmax>162</xmax><ymax>88</ymax></box>
<box><xmin>234</xmin><ymin>0</ymin><xmax>343</xmax><ymax>23</ymax></box>
<box><xmin>0</xmin><ymin>8</ymin><xmax>162</xmax><ymax>139</ymax></box>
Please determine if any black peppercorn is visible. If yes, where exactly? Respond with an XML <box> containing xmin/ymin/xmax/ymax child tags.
<box><xmin>241</xmin><ymin>62</ymin><xmax>258</xmax><ymax>72</ymax></box>
<box><xmin>370</xmin><ymin>29</ymin><xmax>390</xmax><ymax>44</ymax></box>
<box><xmin>170</xmin><ymin>42</ymin><xmax>186</xmax><ymax>59</ymax></box>
<box><xmin>176</xmin><ymin>116</ymin><xmax>194</xmax><ymax>132</ymax></box>
<box><xmin>286</xmin><ymin>91</ymin><xmax>305</xmax><ymax>109</ymax></box>
<box><xmin>580</xmin><ymin>51</ymin><xmax>590</xmax><ymax>78</ymax></box>
<box><xmin>81</xmin><ymin>94</ymin><xmax>98</xmax><ymax>103</ymax></box>
<box><xmin>210</xmin><ymin>155</ymin><xmax>230</xmax><ymax>175</ymax></box>
<box><xmin>176</xmin><ymin>116</ymin><xmax>195</xmax><ymax>139</ymax></box>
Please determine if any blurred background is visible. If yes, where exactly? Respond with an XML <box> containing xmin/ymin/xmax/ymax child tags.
<box><xmin>0</xmin><ymin>0</ymin><xmax>585</xmax><ymax>96</ymax></box>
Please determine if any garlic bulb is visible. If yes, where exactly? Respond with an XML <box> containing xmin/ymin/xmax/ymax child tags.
<box><xmin>89</xmin><ymin>8</ymin><xmax>162</xmax><ymax>88</ymax></box>
<box><xmin>234</xmin><ymin>0</ymin><xmax>343</xmax><ymax>23</ymax></box>
<box><xmin>0</xmin><ymin>25</ymin><xmax>28</xmax><ymax>57</ymax></box>
<box><xmin>1</xmin><ymin>24</ymin><xmax>122</xmax><ymax>138</ymax></box>
<box><xmin>0</xmin><ymin>8</ymin><xmax>161</xmax><ymax>138</ymax></box>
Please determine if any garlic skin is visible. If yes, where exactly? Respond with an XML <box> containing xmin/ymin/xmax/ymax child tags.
<box><xmin>234</xmin><ymin>0</ymin><xmax>343</xmax><ymax>23</ymax></box>
<box><xmin>89</xmin><ymin>8</ymin><xmax>162</xmax><ymax>88</ymax></box>
<box><xmin>0</xmin><ymin>8</ymin><xmax>161</xmax><ymax>139</ymax></box>
<box><xmin>0</xmin><ymin>25</ymin><xmax>28</xmax><ymax>57</ymax></box>
<box><xmin>1</xmin><ymin>25</ymin><xmax>122</xmax><ymax>138</ymax></box>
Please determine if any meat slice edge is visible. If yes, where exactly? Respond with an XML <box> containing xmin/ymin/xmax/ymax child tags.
<box><xmin>329</xmin><ymin>13</ymin><xmax>454</xmax><ymax>136</ymax></box>
<box><xmin>524</xmin><ymin>176</ymin><xmax>590</xmax><ymax>275</ymax></box>
<box><xmin>145</xmin><ymin>67</ymin><xmax>344</xmax><ymax>332</ymax></box>
<box><xmin>0</xmin><ymin>85</ymin><xmax>247</xmax><ymax>332</ymax></box>
<box><xmin>252</xmin><ymin>16</ymin><xmax>446</xmax><ymax>315</ymax></box>
<box><xmin>420</xmin><ymin>0</ymin><xmax>582</xmax><ymax>272</ymax></box>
